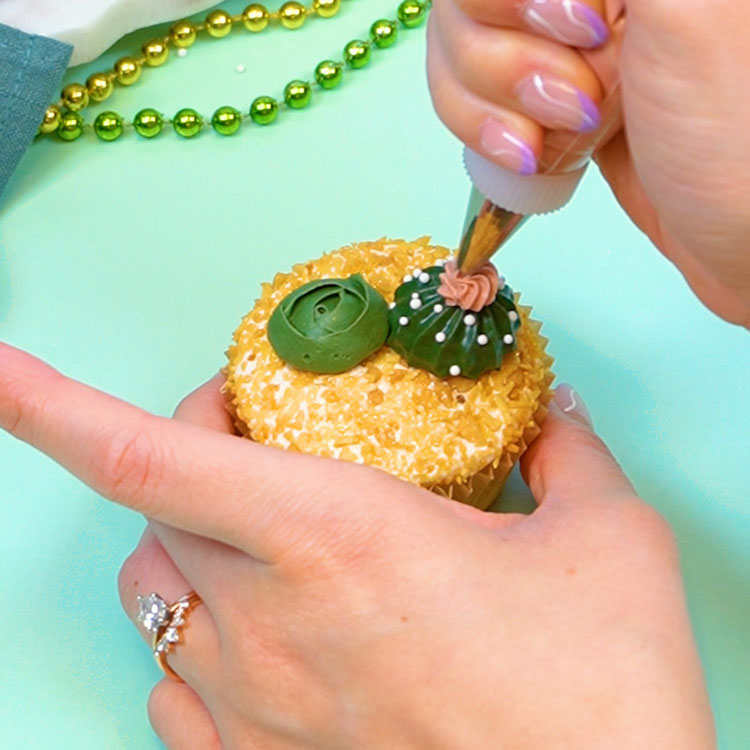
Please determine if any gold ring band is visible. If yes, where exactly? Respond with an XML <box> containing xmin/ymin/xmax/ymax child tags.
<box><xmin>137</xmin><ymin>591</ymin><xmax>203</xmax><ymax>683</ymax></box>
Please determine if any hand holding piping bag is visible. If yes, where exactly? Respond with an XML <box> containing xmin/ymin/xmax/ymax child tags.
<box><xmin>429</xmin><ymin>0</ymin><xmax>750</xmax><ymax>325</ymax></box>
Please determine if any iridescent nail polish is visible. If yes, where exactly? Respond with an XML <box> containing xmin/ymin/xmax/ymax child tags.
<box><xmin>522</xmin><ymin>0</ymin><xmax>609</xmax><ymax>49</ymax></box>
<box><xmin>517</xmin><ymin>73</ymin><xmax>601</xmax><ymax>133</ymax></box>
<box><xmin>553</xmin><ymin>383</ymin><xmax>593</xmax><ymax>426</ymax></box>
<box><xmin>479</xmin><ymin>120</ymin><xmax>537</xmax><ymax>175</ymax></box>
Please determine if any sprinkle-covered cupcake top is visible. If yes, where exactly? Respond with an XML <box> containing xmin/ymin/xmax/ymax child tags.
<box><xmin>267</xmin><ymin>250</ymin><xmax>521</xmax><ymax>382</ymax></box>
<box><xmin>225</xmin><ymin>239</ymin><xmax>552</xmax><ymax>487</ymax></box>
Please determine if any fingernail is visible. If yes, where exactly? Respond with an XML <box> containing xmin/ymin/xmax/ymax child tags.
<box><xmin>522</xmin><ymin>0</ymin><xmax>609</xmax><ymax>49</ymax></box>
<box><xmin>479</xmin><ymin>120</ymin><xmax>537</xmax><ymax>175</ymax></box>
<box><xmin>517</xmin><ymin>73</ymin><xmax>601</xmax><ymax>133</ymax></box>
<box><xmin>553</xmin><ymin>383</ymin><xmax>593</xmax><ymax>427</ymax></box>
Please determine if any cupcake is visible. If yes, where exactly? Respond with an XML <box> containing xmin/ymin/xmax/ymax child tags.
<box><xmin>224</xmin><ymin>238</ymin><xmax>553</xmax><ymax>510</ymax></box>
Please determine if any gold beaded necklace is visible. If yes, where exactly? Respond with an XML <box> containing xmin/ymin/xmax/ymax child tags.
<box><xmin>37</xmin><ymin>0</ymin><xmax>430</xmax><ymax>143</ymax></box>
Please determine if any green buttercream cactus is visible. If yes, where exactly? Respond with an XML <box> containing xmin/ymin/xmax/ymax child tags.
<box><xmin>268</xmin><ymin>275</ymin><xmax>389</xmax><ymax>373</ymax></box>
<box><xmin>386</xmin><ymin>259</ymin><xmax>521</xmax><ymax>379</ymax></box>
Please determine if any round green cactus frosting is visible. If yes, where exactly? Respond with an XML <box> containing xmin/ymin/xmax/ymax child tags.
<box><xmin>386</xmin><ymin>261</ymin><xmax>521</xmax><ymax>380</ymax></box>
<box><xmin>268</xmin><ymin>274</ymin><xmax>389</xmax><ymax>373</ymax></box>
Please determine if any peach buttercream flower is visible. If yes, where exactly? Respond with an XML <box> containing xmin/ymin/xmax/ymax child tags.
<box><xmin>437</xmin><ymin>260</ymin><xmax>501</xmax><ymax>311</ymax></box>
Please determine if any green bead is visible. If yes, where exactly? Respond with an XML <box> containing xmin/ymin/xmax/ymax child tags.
<box><xmin>133</xmin><ymin>108</ymin><xmax>164</xmax><ymax>138</ymax></box>
<box><xmin>250</xmin><ymin>96</ymin><xmax>278</xmax><ymax>125</ymax></box>
<box><xmin>284</xmin><ymin>80</ymin><xmax>312</xmax><ymax>109</ymax></box>
<box><xmin>343</xmin><ymin>40</ymin><xmax>371</xmax><ymax>69</ymax></box>
<box><xmin>315</xmin><ymin>60</ymin><xmax>343</xmax><ymax>89</ymax></box>
<box><xmin>397</xmin><ymin>0</ymin><xmax>427</xmax><ymax>28</ymax></box>
<box><xmin>173</xmin><ymin>108</ymin><xmax>204</xmax><ymax>138</ymax></box>
<box><xmin>39</xmin><ymin>105</ymin><xmax>61</xmax><ymax>134</ymax></box>
<box><xmin>370</xmin><ymin>19</ymin><xmax>398</xmax><ymax>48</ymax></box>
<box><xmin>57</xmin><ymin>111</ymin><xmax>84</xmax><ymax>141</ymax></box>
<box><xmin>93</xmin><ymin>111</ymin><xmax>124</xmax><ymax>141</ymax></box>
<box><xmin>211</xmin><ymin>106</ymin><xmax>242</xmax><ymax>135</ymax></box>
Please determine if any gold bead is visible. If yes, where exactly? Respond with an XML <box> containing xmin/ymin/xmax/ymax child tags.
<box><xmin>279</xmin><ymin>1</ymin><xmax>307</xmax><ymax>29</ymax></box>
<box><xmin>142</xmin><ymin>38</ymin><xmax>169</xmax><ymax>66</ymax></box>
<box><xmin>61</xmin><ymin>83</ymin><xmax>89</xmax><ymax>111</ymax></box>
<box><xmin>206</xmin><ymin>9</ymin><xmax>233</xmax><ymax>37</ymax></box>
<box><xmin>313</xmin><ymin>0</ymin><xmax>340</xmax><ymax>18</ymax></box>
<box><xmin>114</xmin><ymin>56</ymin><xmax>142</xmax><ymax>85</ymax></box>
<box><xmin>242</xmin><ymin>3</ymin><xmax>269</xmax><ymax>31</ymax></box>
<box><xmin>170</xmin><ymin>20</ymin><xmax>197</xmax><ymax>48</ymax></box>
<box><xmin>39</xmin><ymin>105</ymin><xmax>61</xmax><ymax>134</ymax></box>
<box><xmin>86</xmin><ymin>72</ymin><xmax>113</xmax><ymax>102</ymax></box>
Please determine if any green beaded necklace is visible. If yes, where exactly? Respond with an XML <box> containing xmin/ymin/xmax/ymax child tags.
<box><xmin>43</xmin><ymin>0</ymin><xmax>430</xmax><ymax>144</ymax></box>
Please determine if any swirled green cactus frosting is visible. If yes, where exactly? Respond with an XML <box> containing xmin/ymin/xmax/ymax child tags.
<box><xmin>386</xmin><ymin>261</ymin><xmax>521</xmax><ymax>380</ymax></box>
<box><xmin>268</xmin><ymin>275</ymin><xmax>389</xmax><ymax>373</ymax></box>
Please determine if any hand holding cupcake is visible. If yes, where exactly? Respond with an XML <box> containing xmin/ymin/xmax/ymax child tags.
<box><xmin>0</xmin><ymin>342</ymin><xmax>714</xmax><ymax>748</ymax></box>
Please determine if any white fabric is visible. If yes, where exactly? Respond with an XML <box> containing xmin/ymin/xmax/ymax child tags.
<box><xmin>0</xmin><ymin>0</ymin><xmax>220</xmax><ymax>66</ymax></box>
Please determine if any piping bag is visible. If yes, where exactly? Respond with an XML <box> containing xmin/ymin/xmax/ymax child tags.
<box><xmin>457</xmin><ymin>0</ymin><xmax>626</xmax><ymax>273</ymax></box>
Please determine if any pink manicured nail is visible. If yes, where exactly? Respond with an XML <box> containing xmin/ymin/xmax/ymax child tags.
<box><xmin>522</xmin><ymin>0</ymin><xmax>609</xmax><ymax>49</ymax></box>
<box><xmin>553</xmin><ymin>383</ymin><xmax>593</xmax><ymax>426</ymax></box>
<box><xmin>517</xmin><ymin>73</ymin><xmax>601</xmax><ymax>133</ymax></box>
<box><xmin>479</xmin><ymin>120</ymin><xmax>537</xmax><ymax>175</ymax></box>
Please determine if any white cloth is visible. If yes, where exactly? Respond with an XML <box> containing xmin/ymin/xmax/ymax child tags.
<box><xmin>0</xmin><ymin>0</ymin><xmax>220</xmax><ymax>66</ymax></box>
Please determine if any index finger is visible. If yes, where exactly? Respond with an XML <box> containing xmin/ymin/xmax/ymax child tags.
<box><xmin>0</xmin><ymin>343</ymin><xmax>388</xmax><ymax>561</ymax></box>
<box><xmin>454</xmin><ymin>0</ymin><xmax>609</xmax><ymax>49</ymax></box>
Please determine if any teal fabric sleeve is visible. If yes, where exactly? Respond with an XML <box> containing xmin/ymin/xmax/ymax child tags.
<box><xmin>0</xmin><ymin>23</ymin><xmax>73</xmax><ymax>201</ymax></box>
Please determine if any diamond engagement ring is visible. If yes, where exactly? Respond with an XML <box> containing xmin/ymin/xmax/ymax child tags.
<box><xmin>136</xmin><ymin>591</ymin><xmax>202</xmax><ymax>682</ymax></box>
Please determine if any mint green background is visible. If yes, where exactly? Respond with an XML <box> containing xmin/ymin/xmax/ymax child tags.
<box><xmin>1</xmin><ymin>1</ymin><xmax>748</xmax><ymax>747</ymax></box>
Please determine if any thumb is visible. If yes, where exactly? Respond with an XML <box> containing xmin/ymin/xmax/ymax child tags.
<box><xmin>172</xmin><ymin>374</ymin><xmax>236</xmax><ymax>434</ymax></box>
<box><xmin>521</xmin><ymin>384</ymin><xmax>636</xmax><ymax>509</ymax></box>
